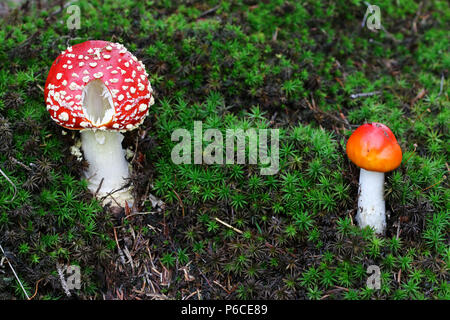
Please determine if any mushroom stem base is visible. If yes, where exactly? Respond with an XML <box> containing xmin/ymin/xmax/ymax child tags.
<box><xmin>356</xmin><ymin>169</ymin><xmax>386</xmax><ymax>234</ymax></box>
<box><xmin>81</xmin><ymin>130</ymin><xmax>132</xmax><ymax>207</ymax></box>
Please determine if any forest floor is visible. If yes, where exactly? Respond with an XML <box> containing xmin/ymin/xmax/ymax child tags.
<box><xmin>0</xmin><ymin>0</ymin><xmax>448</xmax><ymax>300</ymax></box>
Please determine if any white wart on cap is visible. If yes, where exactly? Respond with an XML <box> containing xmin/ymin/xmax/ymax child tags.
<box><xmin>45</xmin><ymin>40</ymin><xmax>155</xmax><ymax>132</ymax></box>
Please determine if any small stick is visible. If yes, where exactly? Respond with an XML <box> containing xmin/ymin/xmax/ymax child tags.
<box><xmin>0</xmin><ymin>243</ymin><xmax>29</xmax><ymax>299</ymax></box>
<box><xmin>305</xmin><ymin>97</ymin><xmax>351</xmax><ymax>128</ymax></box>
<box><xmin>403</xmin><ymin>144</ymin><xmax>417</xmax><ymax>166</ymax></box>
<box><xmin>422</xmin><ymin>176</ymin><xmax>446</xmax><ymax>192</ymax></box>
<box><xmin>272</xmin><ymin>27</ymin><xmax>279</xmax><ymax>41</ymax></box>
<box><xmin>183</xmin><ymin>289</ymin><xmax>200</xmax><ymax>300</ymax></box>
<box><xmin>100</xmin><ymin>184</ymin><xmax>131</xmax><ymax>207</ymax></box>
<box><xmin>0</xmin><ymin>167</ymin><xmax>17</xmax><ymax>203</ymax></box>
<box><xmin>411</xmin><ymin>1</ymin><xmax>423</xmax><ymax>34</ymax></box>
<box><xmin>123</xmin><ymin>245</ymin><xmax>135</xmax><ymax>272</ymax></box>
<box><xmin>333</xmin><ymin>286</ymin><xmax>349</xmax><ymax>292</ymax></box>
<box><xmin>28</xmin><ymin>278</ymin><xmax>44</xmax><ymax>300</ymax></box>
<box><xmin>99</xmin><ymin>182</ymin><xmax>130</xmax><ymax>197</ymax></box>
<box><xmin>320</xmin><ymin>287</ymin><xmax>348</xmax><ymax>299</ymax></box>
<box><xmin>350</xmin><ymin>91</ymin><xmax>381</xmax><ymax>99</ymax></box>
<box><xmin>113</xmin><ymin>227</ymin><xmax>126</xmax><ymax>265</ymax></box>
<box><xmin>197</xmin><ymin>5</ymin><xmax>220</xmax><ymax>19</ymax></box>
<box><xmin>268</xmin><ymin>112</ymin><xmax>278</xmax><ymax>127</ymax></box>
<box><xmin>214</xmin><ymin>217</ymin><xmax>243</xmax><ymax>234</ymax></box>
<box><xmin>349</xmin><ymin>211</ymin><xmax>354</xmax><ymax>226</ymax></box>
<box><xmin>410</xmin><ymin>88</ymin><xmax>427</xmax><ymax>107</ymax></box>
<box><xmin>9</xmin><ymin>156</ymin><xmax>32</xmax><ymax>171</ymax></box>
<box><xmin>335</xmin><ymin>77</ymin><xmax>344</xmax><ymax>89</ymax></box>
<box><xmin>124</xmin><ymin>211</ymin><xmax>154</xmax><ymax>220</ymax></box>
<box><xmin>437</xmin><ymin>73</ymin><xmax>445</xmax><ymax>97</ymax></box>
<box><xmin>147</xmin><ymin>223</ymin><xmax>162</xmax><ymax>233</ymax></box>
<box><xmin>172</xmin><ymin>190</ymin><xmax>185</xmax><ymax>217</ymax></box>
<box><xmin>131</xmin><ymin>136</ymin><xmax>139</xmax><ymax>164</ymax></box>
<box><xmin>396</xmin><ymin>219</ymin><xmax>401</xmax><ymax>239</ymax></box>
<box><xmin>213</xmin><ymin>280</ymin><xmax>231</xmax><ymax>294</ymax></box>
<box><xmin>94</xmin><ymin>178</ymin><xmax>104</xmax><ymax>197</ymax></box>
<box><xmin>380</xmin><ymin>25</ymin><xmax>401</xmax><ymax>43</ymax></box>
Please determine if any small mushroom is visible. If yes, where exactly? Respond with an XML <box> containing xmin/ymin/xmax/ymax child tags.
<box><xmin>346</xmin><ymin>123</ymin><xmax>402</xmax><ymax>234</ymax></box>
<box><xmin>44</xmin><ymin>40</ymin><xmax>155</xmax><ymax>207</ymax></box>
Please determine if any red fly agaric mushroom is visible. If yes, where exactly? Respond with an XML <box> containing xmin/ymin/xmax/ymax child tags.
<box><xmin>44</xmin><ymin>40</ymin><xmax>154</xmax><ymax>207</ymax></box>
<box><xmin>346</xmin><ymin>123</ymin><xmax>402</xmax><ymax>234</ymax></box>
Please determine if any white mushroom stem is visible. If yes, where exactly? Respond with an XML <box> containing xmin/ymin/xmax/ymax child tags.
<box><xmin>81</xmin><ymin>130</ymin><xmax>132</xmax><ymax>207</ymax></box>
<box><xmin>356</xmin><ymin>168</ymin><xmax>386</xmax><ymax>234</ymax></box>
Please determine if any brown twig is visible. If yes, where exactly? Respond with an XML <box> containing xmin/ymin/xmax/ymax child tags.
<box><xmin>183</xmin><ymin>289</ymin><xmax>200</xmax><ymax>300</ymax></box>
<box><xmin>268</xmin><ymin>112</ymin><xmax>278</xmax><ymax>127</ymax></box>
<box><xmin>100</xmin><ymin>183</ymin><xmax>131</xmax><ymax>207</ymax></box>
<box><xmin>9</xmin><ymin>156</ymin><xmax>32</xmax><ymax>171</ymax></box>
<box><xmin>196</xmin><ymin>5</ymin><xmax>220</xmax><ymax>20</ymax></box>
<box><xmin>305</xmin><ymin>97</ymin><xmax>351</xmax><ymax>128</ymax></box>
<box><xmin>403</xmin><ymin>144</ymin><xmax>417</xmax><ymax>166</ymax></box>
<box><xmin>213</xmin><ymin>280</ymin><xmax>232</xmax><ymax>294</ymax></box>
<box><xmin>94</xmin><ymin>178</ymin><xmax>104</xmax><ymax>197</ymax></box>
<box><xmin>124</xmin><ymin>211</ymin><xmax>153</xmax><ymax>220</ymax></box>
<box><xmin>172</xmin><ymin>190</ymin><xmax>185</xmax><ymax>217</ymax></box>
<box><xmin>411</xmin><ymin>1</ymin><xmax>423</xmax><ymax>34</ymax></box>
<box><xmin>113</xmin><ymin>227</ymin><xmax>126</xmax><ymax>265</ymax></box>
<box><xmin>28</xmin><ymin>278</ymin><xmax>44</xmax><ymax>300</ymax></box>
<box><xmin>422</xmin><ymin>176</ymin><xmax>446</xmax><ymax>192</ymax></box>
<box><xmin>214</xmin><ymin>217</ymin><xmax>243</xmax><ymax>234</ymax></box>
<box><xmin>410</xmin><ymin>88</ymin><xmax>427</xmax><ymax>107</ymax></box>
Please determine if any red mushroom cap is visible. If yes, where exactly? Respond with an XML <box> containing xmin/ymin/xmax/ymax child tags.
<box><xmin>44</xmin><ymin>40</ymin><xmax>154</xmax><ymax>131</ymax></box>
<box><xmin>346</xmin><ymin>122</ymin><xmax>403</xmax><ymax>172</ymax></box>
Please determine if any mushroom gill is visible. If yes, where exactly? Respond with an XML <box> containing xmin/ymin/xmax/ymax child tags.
<box><xmin>81</xmin><ymin>79</ymin><xmax>115</xmax><ymax>127</ymax></box>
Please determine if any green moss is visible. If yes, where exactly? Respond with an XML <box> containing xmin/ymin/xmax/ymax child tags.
<box><xmin>0</xmin><ymin>0</ymin><xmax>448</xmax><ymax>300</ymax></box>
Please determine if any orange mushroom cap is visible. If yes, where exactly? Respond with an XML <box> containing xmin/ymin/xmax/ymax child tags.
<box><xmin>346</xmin><ymin>122</ymin><xmax>402</xmax><ymax>172</ymax></box>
